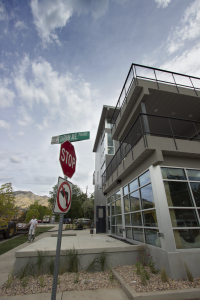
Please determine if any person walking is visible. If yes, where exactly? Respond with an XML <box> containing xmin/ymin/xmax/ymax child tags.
<box><xmin>28</xmin><ymin>215</ymin><xmax>38</xmax><ymax>243</ymax></box>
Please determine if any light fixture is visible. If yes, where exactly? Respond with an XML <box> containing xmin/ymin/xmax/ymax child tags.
<box><xmin>189</xmin><ymin>115</ymin><xmax>193</xmax><ymax>117</ymax></box>
<box><xmin>154</xmin><ymin>109</ymin><xmax>158</xmax><ymax>112</ymax></box>
<box><xmin>171</xmin><ymin>112</ymin><xmax>175</xmax><ymax>115</ymax></box>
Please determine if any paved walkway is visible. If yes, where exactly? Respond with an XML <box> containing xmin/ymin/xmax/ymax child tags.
<box><xmin>0</xmin><ymin>226</ymin><xmax>129</xmax><ymax>300</ymax></box>
<box><xmin>0</xmin><ymin>225</ymin><xmax>59</xmax><ymax>287</ymax></box>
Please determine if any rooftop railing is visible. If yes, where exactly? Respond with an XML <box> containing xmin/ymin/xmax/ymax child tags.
<box><xmin>102</xmin><ymin>113</ymin><xmax>200</xmax><ymax>186</ymax></box>
<box><xmin>110</xmin><ymin>64</ymin><xmax>200</xmax><ymax>131</ymax></box>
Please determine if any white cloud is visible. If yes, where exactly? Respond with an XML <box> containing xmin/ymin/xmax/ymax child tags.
<box><xmin>13</xmin><ymin>55</ymin><xmax>99</xmax><ymax>125</ymax></box>
<box><xmin>0</xmin><ymin>119</ymin><xmax>9</xmax><ymax>129</ymax></box>
<box><xmin>167</xmin><ymin>0</ymin><xmax>200</xmax><ymax>54</ymax></box>
<box><xmin>0</xmin><ymin>176</ymin><xmax>13</xmax><ymax>181</ymax></box>
<box><xmin>17</xmin><ymin>131</ymin><xmax>24</xmax><ymax>136</ymax></box>
<box><xmin>17</xmin><ymin>106</ymin><xmax>33</xmax><ymax>127</ymax></box>
<box><xmin>30</xmin><ymin>0</ymin><xmax>128</xmax><ymax>44</ymax></box>
<box><xmin>0</xmin><ymin>1</ymin><xmax>8</xmax><ymax>21</ymax></box>
<box><xmin>36</xmin><ymin>118</ymin><xmax>48</xmax><ymax>130</ymax></box>
<box><xmin>155</xmin><ymin>0</ymin><xmax>171</xmax><ymax>8</ymax></box>
<box><xmin>0</xmin><ymin>79</ymin><xmax>15</xmax><ymax>108</ymax></box>
<box><xmin>10</xmin><ymin>156</ymin><xmax>21</xmax><ymax>163</ymax></box>
<box><xmin>14</xmin><ymin>21</ymin><xmax>27</xmax><ymax>30</ymax></box>
<box><xmin>160</xmin><ymin>42</ymin><xmax>200</xmax><ymax>77</ymax></box>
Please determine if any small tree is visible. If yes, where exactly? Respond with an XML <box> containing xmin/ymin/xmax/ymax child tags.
<box><xmin>0</xmin><ymin>183</ymin><xmax>17</xmax><ymax>220</ymax></box>
<box><xmin>48</xmin><ymin>184</ymin><xmax>58</xmax><ymax>211</ymax></box>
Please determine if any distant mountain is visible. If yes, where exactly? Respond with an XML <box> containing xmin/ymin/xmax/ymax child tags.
<box><xmin>13</xmin><ymin>191</ymin><xmax>49</xmax><ymax>209</ymax></box>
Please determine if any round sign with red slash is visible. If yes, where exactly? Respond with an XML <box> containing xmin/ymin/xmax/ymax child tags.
<box><xmin>54</xmin><ymin>177</ymin><xmax>72</xmax><ymax>214</ymax></box>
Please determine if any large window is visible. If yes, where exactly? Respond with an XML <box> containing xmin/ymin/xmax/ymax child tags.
<box><xmin>161</xmin><ymin>167</ymin><xmax>200</xmax><ymax>249</ymax></box>
<box><xmin>123</xmin><ymin>170</ymin><xmax>161</xmax><ymax>247</ymax></box>
<box><xmin>107</xmin><ymin>133</ymin><xmax>114</xmax><ymax>154</ymax></box>
<box><xmin>107</xmin><ymin>190</ymin><xmax>122</xmax><ymax>237</ymax></box>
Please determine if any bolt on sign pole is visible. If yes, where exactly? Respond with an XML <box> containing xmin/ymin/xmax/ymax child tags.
<box><xmin>51</xmin><ymin>177</ymin><xmax>72</xmax><ymax>300</ymax></box>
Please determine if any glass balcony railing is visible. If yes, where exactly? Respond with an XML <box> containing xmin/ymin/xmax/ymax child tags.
<box><xmin>102</xmin><ymin>113</ymin><xmax>200</xmax><ymax>186</ymax></box>
<box><xmin>110</xmin><ymin>64</ymin><xmax>200</xmax><ymax>132</ymax></box>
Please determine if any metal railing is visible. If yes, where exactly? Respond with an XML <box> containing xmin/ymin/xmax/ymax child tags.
<box><xmin>110</xmin><ymin>64</ymin><xmax>200</xmax><ymax>131</ymax></box>
<box><xmin>102</xmin><ymin>113</ymin><xmax>200</xmax><ymax>186</ymax></box>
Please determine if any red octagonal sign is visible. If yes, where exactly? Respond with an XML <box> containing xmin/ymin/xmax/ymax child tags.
<box><xmin>59</xmin><ymin>140</ymin><xmax>76</xmax><ymax>178</ymax></box>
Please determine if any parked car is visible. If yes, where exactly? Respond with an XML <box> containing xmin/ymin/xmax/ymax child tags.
<box><xmin>37</xmin><ymin>220</ymin><xmax>42</xmax><ymax>223</ymax></box>
<box><xmin>63</xmin><ymin>218</ymin><xmax>71</xmax><ymax>224</ymax></box>
<box><xmin>43</xmin><ymin>215</ymin><xmax>50</xmax><ymax>223</ymax></box>
<box><xmin>75</xmin><ymin>218</ymin><xmax>91</xmax><ymax>226</ymax></box>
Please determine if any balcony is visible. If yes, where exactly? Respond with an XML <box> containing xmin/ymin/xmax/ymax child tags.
<box><xmin>102</xmin><ymin>113</ymin><xmax>200</xmax><ymax>191</ymax></box>
<box><xmin>110</xmin><ymin>64</ymin><xmax>200</xmax><ymax>141</ymax></box>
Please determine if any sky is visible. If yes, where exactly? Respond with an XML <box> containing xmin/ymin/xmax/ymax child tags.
<box><xmin>0</xmin><ymin>0</ymin><xmax>200</xmax><ymax>197</ymax></box>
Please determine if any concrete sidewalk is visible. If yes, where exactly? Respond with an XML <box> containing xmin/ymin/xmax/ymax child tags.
<box><xmin>0</xmin><ymin>288</ymin><xmax>129</xmax><ymax>300</ymax></box>
<box><xmin>0</xmin><ymin>225</ymin><xmax>59</xmax><ymax>287</ymax></box>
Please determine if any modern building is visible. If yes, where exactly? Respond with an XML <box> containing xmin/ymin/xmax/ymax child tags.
<box><xmin>93</xmin><ymin>105</ymin><xmax>120</xmax><ymax>233</ymax></box>
<box><xmin>93</xmin><ymin>63</ymin><xmax>200</xmax><ymax>279</ymax></box>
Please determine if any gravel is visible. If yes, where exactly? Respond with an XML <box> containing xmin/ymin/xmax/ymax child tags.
<box><xmin>115</xmin><ymin>265</ymin><xmax>200</xmax><ymax>293</ymax></box>
<box><xmin>0</xmin><ymin>270</ymin><xmax>120</xmax><ymax>296</ymax></box>
<box><xmin>1</xmin><ymin>264</ymin><xmax>200</xmax><ymax>296</ymax></box>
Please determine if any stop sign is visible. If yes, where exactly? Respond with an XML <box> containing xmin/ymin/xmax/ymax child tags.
<box><xmin>59</xmin><ymin>140</ymin><xmax>76</xmax><ymax>178</ymax></box>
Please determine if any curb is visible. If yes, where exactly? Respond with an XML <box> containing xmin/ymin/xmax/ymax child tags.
<box><xmin>112</xmin><ymin>268</ymin><xmax>200</xmax><ymax>300</ymax></box>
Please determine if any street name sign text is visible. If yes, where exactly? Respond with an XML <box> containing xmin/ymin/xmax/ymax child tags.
<box><xmin>51</xmin><ymin>131</ymin><xmax>90</xmax><ymax>144</ymax></box>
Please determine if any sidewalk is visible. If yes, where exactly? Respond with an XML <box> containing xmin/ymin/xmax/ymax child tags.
<box><xmin>0</xmin><ymin>225</ymin><xmax>58</xmax><ymax>287</ymax></box>
<box><xmin>0</xmin><ymin>288</ymin><xmax>129</xmax><ymax>300</ymax></box>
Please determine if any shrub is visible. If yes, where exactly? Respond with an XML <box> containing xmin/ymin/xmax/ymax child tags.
<box><xmin>49</xmin><ymin>258</ymin><xmax>55</xmax><ymax>275</ymax></box>
<box><xmin>21</xmin><ymin>276</ymin><xmax>29</xmax><ymax>288</ymax></box>
<box><xmin>135</xmin><ymin>259</ymin><xmax>143</xmax><ymax>275</ymax></box>
<box><xmin>74</xmin><ymin>273</ymin><xmax>79</xmax><ymax>284</ymax></box>
<box><xmin>109</xmin><ymin>268</ymin><xmax>115</xmax><ymax>282</ymax></box>
<box><xmin>5</xmin><ymin>270</ymin><xmax>14</xmax><ymax>289</ymax></box>
<box><xmin>87</xmin><ymin>251</ymin><xmax>109</xmax><ymax>272</ymax></box>
<box><xmin>184</xmin><ymin>262</ymin><xmax>194</xmax><ymax>282</ymax></box>
<box><xmin>140</xmin><ymin>270</ymin><xmax>147</xmax><ymax>286</ymax></box>
<box><xmin>161</xmin><ymin>266</ymin><xmax>168</xmax><ymax>283</ymax></box>
<box><xmin>39</xmin><ymin>275</ymin><xmax>45</xmax><ymax>287</ymax></box>
<box><xmin>138</xmin><ymin>245</ymin><xmax>148</xmax><ymax>266</ymax></box>
<box><xmin>66</xmin><ymin>248</ymin><xmax>80</xmax><ymax>273</ymax></box>
<box><xmin>36</xmin><ymin>250</ymin><xmax>48</xmax><ymax>276</ymax></box>
<box><xmin>18</xmin><ymin>258</ymin><xmax>32</xmax><ymax>279</ymax></box>
<box><xmin>148</xmin><ymin>256</ymin><xmax>159</xmax><ymax>274</ymax></box>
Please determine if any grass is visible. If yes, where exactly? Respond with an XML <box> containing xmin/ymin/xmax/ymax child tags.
<box><xmin>0</xmin><ymin>227</ymin><xmax>54</xmax><ymax>255</ymax></box>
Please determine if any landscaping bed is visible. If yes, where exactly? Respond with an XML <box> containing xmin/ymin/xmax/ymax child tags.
<box><xmin>115</xmin><ymin>264</ymin><xmax>200</xmax><ymax>293</ymax></box>
<box><xmin>0</xmin><ymin>270</ymin><xmax>120</xmax><ymax>296</ymax></box>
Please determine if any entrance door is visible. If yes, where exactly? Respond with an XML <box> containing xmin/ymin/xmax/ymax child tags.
<box><xmin>96</xmin><ymin>206</ymin><xmax>106</xmax><ymax>234</ymax></box>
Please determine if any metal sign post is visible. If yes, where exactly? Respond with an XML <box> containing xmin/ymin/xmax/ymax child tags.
<box><xmin>51</xmin><ymin>213</ymin><xmax>63</xmax><ymax>300</ymax></box>
<box><xmin>51</xmin><ymin>177</ymin><xmax>72</xmax><ymax>300</ymax></box>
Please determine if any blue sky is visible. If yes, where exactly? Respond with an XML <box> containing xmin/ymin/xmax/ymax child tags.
<box><xmin>0</xmin><ymin>0</ymin><xmax>200</xmax><ymax>197</ymax></box>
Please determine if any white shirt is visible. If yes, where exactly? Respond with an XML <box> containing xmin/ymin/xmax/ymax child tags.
<box><xmin>29</xmin><ymin>219</ymin><xmax>37</xmax><ymax>230</ymax></box>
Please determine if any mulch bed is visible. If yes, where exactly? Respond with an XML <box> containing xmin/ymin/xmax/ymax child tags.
<box><xmin>0</xmin><ymin>270</ymin><xmax>120</xmax><ymax>296</ymax></box>
<box><xmin>115</xmin><ymin>265</ymin><xmax>200</xmax><ymax>293</ymax></box>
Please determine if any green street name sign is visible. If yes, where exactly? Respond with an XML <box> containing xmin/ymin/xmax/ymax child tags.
<box><xmin>51</xmin><ymin>131</ymin><xmax>90</xmax><ymax>144</ymax></box>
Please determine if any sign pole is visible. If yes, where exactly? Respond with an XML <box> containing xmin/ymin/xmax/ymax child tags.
<box><xmin>51</xmin><ymin>213</ymin><xmax>64</xmax><ymax>300</ymax></box>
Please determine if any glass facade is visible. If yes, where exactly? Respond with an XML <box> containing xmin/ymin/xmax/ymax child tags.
<box><xmin>123</xmin><ymin>170</ymin><xmax>160</xmax><ymax>247</ymax></box>
<box><xmin>107</xmin><ymin>190</ymin><xmax>122</xmax><ymax>237</ymax></box>
<box><xmin>107</xmin><ymin>169</ymin><xmax>161</xmax><ymax>247</ymax></box>
<box><xmin>161</xmin><ymin>167</ymin><xmax>200</xmax><ymax>249</ymax></box>
<box><xmin>107</xmin><ymin>167</ymin><xmax>200</xmax><ymax>250</ymax></box>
